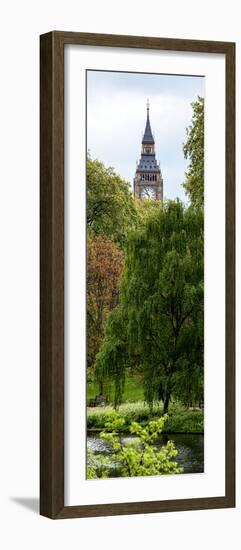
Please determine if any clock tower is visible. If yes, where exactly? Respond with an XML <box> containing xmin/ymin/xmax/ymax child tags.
<box><xmin>134</xmin><ymin>101</ymin><xmax>163</xmax><ymax>201</ymax></box>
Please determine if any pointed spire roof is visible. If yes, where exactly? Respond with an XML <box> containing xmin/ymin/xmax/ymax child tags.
<box><xmin>142</xmin><ymin>99</ymin><xmax>154</xmax><ymax>145</ymax></box>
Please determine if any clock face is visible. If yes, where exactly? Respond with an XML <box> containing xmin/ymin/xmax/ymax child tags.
<box><xmin>141</xmin><ymin>186</ymin><xmax>156</xmax><ymax>199</ymax></box>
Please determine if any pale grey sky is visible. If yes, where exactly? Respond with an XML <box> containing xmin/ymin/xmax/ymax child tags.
<box><xmin>87</xmin><ymin>70</ymin><xmax>204</xmax><ymax>203</ymax></box>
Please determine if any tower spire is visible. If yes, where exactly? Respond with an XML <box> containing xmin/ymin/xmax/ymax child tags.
<box><xmin>142</xmin><ymin>99</ymin><xmax>154</xmax><ymax>145</ymax></box>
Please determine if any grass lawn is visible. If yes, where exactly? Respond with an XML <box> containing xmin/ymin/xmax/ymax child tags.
<box><xmin>87</xmin><ymin>373</ymin><xmax>144</xmax><ymax>403</ymax></box>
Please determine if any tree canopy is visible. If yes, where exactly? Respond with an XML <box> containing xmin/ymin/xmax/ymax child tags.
<box><xmin>87</xmin><ymin>156</ymin><xmax>138</xmax><ymax>247</ymax></box>
<box><xmin>183</xmin><ymin>96</ymin><xmax>204</xmax><ymax>208</ymax></box>
<box><xmin>95</xmin><ymin>201</ymin><xmax>204</xmax><ymax>411</ymax></box>
<box><xmin>87</xmin><ymin>236</ymin><xmax>124</xmax><ymax>374</ymax></box>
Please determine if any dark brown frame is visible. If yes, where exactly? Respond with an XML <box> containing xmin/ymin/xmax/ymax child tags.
<box><xmin>40</xmin><ymin>31</ymin><xmax>235</xmax><ymax>519</ymax></box>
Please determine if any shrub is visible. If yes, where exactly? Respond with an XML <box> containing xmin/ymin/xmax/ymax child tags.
<box><xmin>165</xmin><ymin>410</ymin><xmax>204</xmax><ymax>433</ymax></box>
<box><xmin>87</xmin><ymin>412</ymin><xmax>183</xmax><ymax>479</ymax></box>
<box><xmin>87</xmin><ymin>400</ymin><xmax>161</xmax><ymax>430</ymax></box>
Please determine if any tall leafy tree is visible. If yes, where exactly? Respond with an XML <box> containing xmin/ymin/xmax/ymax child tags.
<box><xmin>87</xmin><ymin>236</ymin><xmax>124</xmax><ymax>381</ymax></box>
<box><xmin>96</xmin><ymin>201</ymin><xmax>204</xmax><ymax>412</ymax></box>
<box><xmin>183</xmin><ymin>96</ymin><xmax>204</xmax><ymax>207</ymax></box>
<box><xmin>87</xmin><ymin>156</ymin><xmax>138</xmax><ymax>247</ymax></box>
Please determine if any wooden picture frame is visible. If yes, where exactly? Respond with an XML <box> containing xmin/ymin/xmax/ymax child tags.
<box><xmin>40</xmin><ymin>31</ymin><xmax>235</xmax><ymax>519</ymax></box>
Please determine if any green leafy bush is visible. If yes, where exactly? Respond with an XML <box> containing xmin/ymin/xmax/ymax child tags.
<box><xmin>87</xmin><ymin>412</ymin><xmax>183</xmax><ymax>479</ymax></box>
<box><xmin>87</xmin><ymin>400</ymin><xmax>161</xmax><ymax>430</ymax></box>
<box><xmin>164</xmin><ymin>410</ymin><xmax>204</xmax><ymax>433</ymax></box>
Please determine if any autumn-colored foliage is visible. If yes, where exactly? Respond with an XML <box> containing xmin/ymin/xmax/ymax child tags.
<box><xmin>87</xmin><ymin>236</ymin><xmax>124</xmax><ymax>374</ymax></box>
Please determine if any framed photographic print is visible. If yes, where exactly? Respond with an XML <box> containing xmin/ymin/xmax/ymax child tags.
<box><xmin>40</xmin><ymin>31</ymin><xmax>235</xmax><ymax>519</ymax></box>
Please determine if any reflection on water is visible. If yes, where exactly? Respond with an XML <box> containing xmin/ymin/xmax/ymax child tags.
<box><xmin>87</xmin><ymin>432</ymin><xmax>204</xmax><ymax>475</ymax></box>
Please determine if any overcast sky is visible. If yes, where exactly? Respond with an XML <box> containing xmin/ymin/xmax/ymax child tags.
<box><xmin>87</xmin><ymin>70</ymin><xmax>204</xmax><ymax>203</ymax></box>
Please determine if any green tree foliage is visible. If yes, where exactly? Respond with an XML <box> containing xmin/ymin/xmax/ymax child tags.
<box><xmin>183</xmin><ymin>96</ymin><xmax>204</xmax><ymax>207</ymax></box>
<box><xmin>94</xmin><ymin>304</ymin><xmax>130</xmax><ymax>407</ymax></box>
<box><xmin>87</xmin><ymin>412</ymin><xmax>183</xmax><ymax>479</ymax></box>
<box><xmin>87</xmin><ymin>156</ymin><xmax>162</xmax><ymax>394</ymax></box>
<box><xmin>87</xmin><ymin>236</ymin><xmax>124</xmax><ymax>374</ymax></box>
<box><xmin>87</xmin><ymin>156</ymin><xmax>138</xmax><ymax>247</ymax></box>
<box><xmin>95</xmin><ymin>201</ymin><xmax>204</xmax><ymax>412</ymax></box>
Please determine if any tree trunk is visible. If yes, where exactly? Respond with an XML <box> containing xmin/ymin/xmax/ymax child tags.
<box><xmin>158</xmin><ymin>382</ymin><xmax>164</xmax><ymax>401</ymax></box>
<box><xmin>163</xmin><ymin>392</ymin><xmax>170</xmax><ymax>414</ymax></box>
<box><xmin>158</xmin><ymin>382</ymin><xmax>170</xmax><ymax>414</ymax></box>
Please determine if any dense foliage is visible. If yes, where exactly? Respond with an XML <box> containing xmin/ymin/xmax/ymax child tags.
<box><xmin>87</xmin><ymin>155</ymin><xmax>162</xmax><ymax>394</ymax></box>
<box><xmin>87</xmin><ymin>156</ymin><xmax>138</xmax><ymax>247</ymax></box>
<box><xmin>95</xmin><ymin>201</ymin><xmax>204</xmax><ymax>411</ymax></box>
<box><xmin>87</xmin><ymin>412</ymin><xmax>183</xmax><ymax>479</ymax></box>
<box><xmin>183</xmin><ymin>96</ymin><xmax>204</xmax><ymax>207</ymax></box>
<box><xmin>87</xmin><ymin>236</ymin><xmax>124</xmax><ymax>373</ymax></box>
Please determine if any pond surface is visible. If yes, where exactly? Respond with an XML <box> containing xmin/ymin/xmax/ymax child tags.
<box><xmin>87</xmin><ymin>432</ymin><xmax>204</xmax><ymax>476</ymax></box>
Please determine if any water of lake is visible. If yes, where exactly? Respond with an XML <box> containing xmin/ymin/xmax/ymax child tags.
<box><xmin>87</xmin><ymin>432</ymin><xmax>204</xmax><ymax>476</ymax></box>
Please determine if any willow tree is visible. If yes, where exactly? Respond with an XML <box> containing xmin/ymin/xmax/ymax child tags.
<box><xmin>95</xmin><ymin>201</ymin><xmax>204</xmax><ymax>412</ymax></box>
